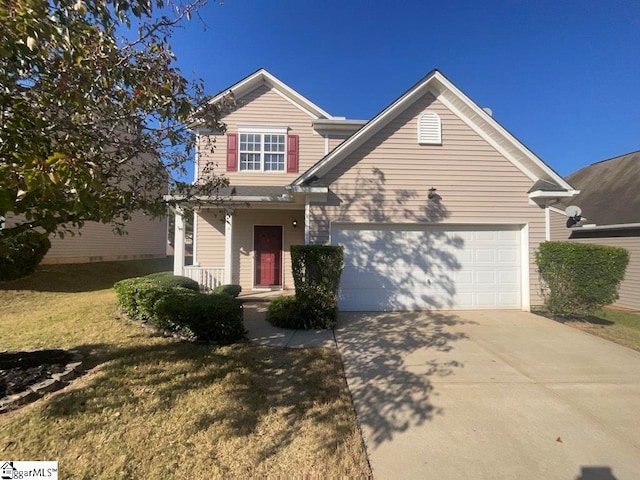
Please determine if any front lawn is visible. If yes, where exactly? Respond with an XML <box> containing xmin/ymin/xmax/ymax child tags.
<box><xmin>0</xmin><ymin>259</ymin><xmax>370</xmax><ymax>478</ymax></box>
<box><xmin>537</xmin><ymin>306</ymin><xmax>640</xmax><ymax>353</ymax></box>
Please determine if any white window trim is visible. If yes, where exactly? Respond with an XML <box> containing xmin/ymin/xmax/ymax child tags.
<box><xmin>238</xmin><ymin>128</ymin><xmax>288</xmax><ymax>173</ymax></box>
<box><xmin>238</xmin><ymin>126</ymin><xmax>288</xmax><ymax>134</ymax></box>
<box><xmin>417</xmin><ymin>111</ymin><xmax>442</xmax><ymax>145</ymax></box>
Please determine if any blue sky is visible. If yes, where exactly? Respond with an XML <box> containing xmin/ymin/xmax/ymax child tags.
<box><xmin>169</xmin><ymin>0</ymin><xmax>640</xmax><ymax>177</ymax></box>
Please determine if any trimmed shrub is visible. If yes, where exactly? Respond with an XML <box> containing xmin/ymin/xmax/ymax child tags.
<box><xmin>0</xmin><ymin>230</ymin><xmax>52</xmax><ymax>281</ymax></box>
<box><xmin>291</xmin><ymin>245</ymin><xmax>344</xmax><ymax>296</ymax></box>
<box><xmin>212</xmin><ymin>284</ymin><xmax>242</xmax><ymax>298</ymax></box>
<box><xmin>154</xmin><ymin>291</ymin><xmax>245</xmax><ymax>343</ymax></box>
<box><xmin>298</xmin><ymin>285</ymin><xmax>339</xmax><ymax>329</ymax></box>
<box><xmin>276</xmin><ymin>245</ymin><xmax>343</xmax><ymax>329</ymax></box>
<box><xmin>266</xmin><ymin>295</ymin><xmax>304</xmax><ymax>329</ymax></box>
<box><xmin>135</xmin><ymin>283</ymin><xmax>183</xmax><ymax>329</ymax></box>
<box><xmin>536</xmin><ymin>241</ymin><xmax>629</xmax><ymax>316</ymax></box>
<box><xmin>114</xmin><ymin>273</ymin><xmax>244</xmax><ymax>343</ymax></box>
<box><xmin>113</xmin><ymin>277</ymin><xmax>143</xmax><ymax>318</ymax></box>
<box><xmin>143</xmin><ymin>272</ymin><xmax>200</xmax><ymax>291</ymax></box>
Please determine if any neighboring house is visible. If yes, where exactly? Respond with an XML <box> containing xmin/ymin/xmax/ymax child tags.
<box><xmin>172</xmin><ymin>68</ymin><xmax>578</xmax><ymax>311</ymax></box>
<box><xmin>550</xmin><ymin>151</ymin><xmax>640</xmax><ymax>310</ymax></box>
<box><xmin>3</xmin><ymin>212</ymin><xmax>167</xmax><ymax>265</ymax></box>
<box><xmin>42</xmin><ymin>213</ymin><xmax>167</xmax><ymax>264</ymax></box>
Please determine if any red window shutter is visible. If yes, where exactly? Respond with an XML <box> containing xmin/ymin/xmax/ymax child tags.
<box><xmin>287</xmin><ymin>134</ymin><xmax>299</xmax><ymax>173</ymax></box>
<box><xmin>226</xmin><ymin>133</ymin><xmax>238</xmax><ymax>172</ymax></box>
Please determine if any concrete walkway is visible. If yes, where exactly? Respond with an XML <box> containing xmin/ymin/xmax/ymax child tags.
<box><xmin>336</xmin><ymin>310</ymin><xmax>640</xmax><ymax>480</ymax></box>
<box><xmin>242</xmin><ymin>303</ymin><xmax>336</xmax><ymax>348</ymax></box>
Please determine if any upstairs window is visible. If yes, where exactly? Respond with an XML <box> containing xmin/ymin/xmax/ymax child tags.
<box><xmin>239</xmin><ymin>133</ymin><xmax>286</xmax><ymax>171</ymax></box>
<box><xmin>226</xmin><ymin>127</ymin><xmax>299</xmax><ymax>173</ymax></box>
<box><xmin>418</xmin><ymin>111</ymin><xmax>442</xmax><ymax>145</ymax></box>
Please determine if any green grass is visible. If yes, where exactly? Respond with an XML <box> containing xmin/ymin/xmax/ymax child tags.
<box><xmin>571</xmin><ymin>308</ymin><xmax>640</xmax><ymax>352</ymax></box>
<box><xmin>0</xmin><ymin>259</ymin><xmax>370</xmax><ymax>478</ymax></box>
<box><xmin>538</xmin><ymin>306</ymin><xmax>640</xmax><ymax>352</ymax></box>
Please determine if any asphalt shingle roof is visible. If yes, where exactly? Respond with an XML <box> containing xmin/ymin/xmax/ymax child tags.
<box><xmin>559</xmin><ymin>150</ymin><xmax>640</xmax><ymax>225</ymax></box>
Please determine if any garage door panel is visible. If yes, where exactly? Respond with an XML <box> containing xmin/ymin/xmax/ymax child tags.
<box><xmin>333</xmin><ymin>224</ymin><xmax>522</xmax><ymax>311</ymax></box>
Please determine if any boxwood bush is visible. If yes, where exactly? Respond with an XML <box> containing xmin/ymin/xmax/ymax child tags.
<box><xmin>266</xmin><ymin>295</ymin><xmax>304</xmax><ymax>329</ymax></box>
<box><xmin>114</xmin><ymin>273</ymin><xmax>245</xmax><ymax>343</ymax></box>
<box><xmin>536</xmin><ymin>241</ymin><xmax>629</xmax><ymax>316</ymax></box>
<box><xmin>154</xmin><ymin>290</ymin><xmax>245</xmax><ymax>343</ymax></box>
<box><xmin>142</xmin><ymin>272</ymin><xmax>200</xmax><ymax>291</ymax></box>
<box><xmin>212</xmin><ymin>284</ymin><xmax>242</xmax><ymax>298</ymax></box>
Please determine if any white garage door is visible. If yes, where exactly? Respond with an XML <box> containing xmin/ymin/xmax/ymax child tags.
<box><xmin>332</xmin><ymin>224</ymin><xmax>522</xmax><ymax>311</ymax></box>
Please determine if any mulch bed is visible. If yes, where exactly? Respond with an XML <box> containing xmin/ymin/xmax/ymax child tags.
<box><xmin>0</xmin><ymin>349</ymin><xmax>73</xmax><ymax>398</ymax></box>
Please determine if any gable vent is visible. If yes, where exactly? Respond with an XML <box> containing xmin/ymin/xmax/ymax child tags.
<box><xmin>418</xmin><ymin>111</ymin><xmax>442</xmax><ymax>145</ymax></box>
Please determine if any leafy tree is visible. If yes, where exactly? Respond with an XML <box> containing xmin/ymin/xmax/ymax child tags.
<box><xmin>0</xmin><ymin>0</ymin><xmax>230</xmax><ymax>276</ymax></box>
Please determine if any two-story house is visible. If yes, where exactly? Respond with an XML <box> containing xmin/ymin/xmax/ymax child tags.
<box><xmin>171</xmin><ymin>68</ymin><xmax>577</xmax><ymax>312</ymax></box>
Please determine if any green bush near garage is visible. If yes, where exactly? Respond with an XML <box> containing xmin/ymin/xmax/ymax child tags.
<box><xmin>536</xmin><ymin>241</ymin><xmax>629</xmax><ymax>317</ymax></box>
<box><xmin>267</xmin><ymin>245</ymin><xmax>344</xmax><ymax>330</ymax></box>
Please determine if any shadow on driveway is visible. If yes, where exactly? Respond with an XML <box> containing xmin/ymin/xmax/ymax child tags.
<box><xmin>335</xmin><ymin>311</ymin><xmax>472</xmax><ymax>446</ymax></box>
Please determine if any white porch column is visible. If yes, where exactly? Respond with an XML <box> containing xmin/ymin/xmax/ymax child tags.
<box><xmin>304</xmin><ymin>197</ymin><xmax>311</xmax><ymax>245</ymax></box>
<box><xmin>224</xmin><ymin>209</ymin><xmax>234</xmax><ymax>284</ymax></box>
<box><xmin>544</xmin><ymin>200</ymin><xmax>551</xmax><ymax>241</ymax></box>
<box><xmin>173</xmin><ymin>206</ymin><xmax>185</xmax><ymax>275</ymax></box>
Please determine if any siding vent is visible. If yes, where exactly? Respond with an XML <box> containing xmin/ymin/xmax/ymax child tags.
<box><xmin>418</xmin><ymin>111</ymin><xmax>442</xmax><ymax>145</ymax></box>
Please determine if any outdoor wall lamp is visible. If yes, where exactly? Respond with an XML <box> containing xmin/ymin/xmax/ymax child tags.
<box><xmin>292</xmin><ymin>220</ymin><xmax>298</xmax><ymax>228</ymax></box>
<box><xmin>428</xmin><ymin>187</ymin><xmax>437</xmax><ymax>200</ymax></box>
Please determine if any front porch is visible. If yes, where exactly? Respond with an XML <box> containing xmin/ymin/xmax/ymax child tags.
<box><xmin>172</xmin><ymin>204</ymin><xmax>306</xmax><ymax>292</ymax></box>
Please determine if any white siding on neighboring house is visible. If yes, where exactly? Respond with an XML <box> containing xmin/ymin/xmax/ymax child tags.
<box><xmin>42</xmin><ymin>213</ymin><xmax>167</xmax><ymax>264</ymax></box>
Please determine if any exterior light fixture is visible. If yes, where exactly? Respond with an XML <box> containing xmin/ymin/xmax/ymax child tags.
<box><xmin>428</xmin><ymin>187</ymin><xmax>437</xmax><ymax>200</ymax></box>
<box><xmin>292</xmin><ymin>220</ymin><xmax>298</xmax><ymax>228</ymax></box>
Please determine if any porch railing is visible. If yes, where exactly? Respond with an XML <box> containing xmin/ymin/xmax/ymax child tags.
<box><xmin>183</xmin><ymin>266</ymin><xmax>225</xmax><ymax>292</ymax></box>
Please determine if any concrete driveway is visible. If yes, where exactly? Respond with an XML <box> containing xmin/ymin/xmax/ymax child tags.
<box><xmin>335</xmin><ymin>310</ymin><xmax>640</xmax><ymax>480</ymax></box>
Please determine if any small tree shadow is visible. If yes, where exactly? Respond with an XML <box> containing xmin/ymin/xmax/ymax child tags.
<box><xmin>336</xmin><ymin>311</ymin><xmax>474</xmax><ymax>446</ymax></box>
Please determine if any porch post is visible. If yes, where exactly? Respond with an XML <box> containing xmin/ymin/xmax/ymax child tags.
<box><xmin>304</xmin><ymin>197</ymin><xmax>310</xmax><ymax>245</ymax></box>
<box><xmin>224</xmin><ymin>209</ymin><xmax>233</xmax><ymax>284</ymax></box>
<box><xmin>173</xmin><ymin>206</ymin><xmax>185</xmax><ymax>275</ymax></box>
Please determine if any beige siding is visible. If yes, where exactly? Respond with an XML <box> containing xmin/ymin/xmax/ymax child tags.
<box><xmin>198</xmin><ymin>85</ymin><xmax>326</xmax><ymax>185</ymax></box>
<box><xmin>42</xmin><ymin>213</ymin><xmax>167</xmax><ymax>264</ymax></box>
<box><xmin>328</xmin><ymin>133</ymin><xmax>351</xmax><ymax>152</ymax></box>
<box><xmin>548</xmin><ymin>211</ymin><xmax>639</xmax><ymax>310</ymax></box>
<box><xmin>195</xmin><ymin>208</ymin><xmax>304</xmax><ymax>290</ymax></box>
<box><xmin>232</xmin><ymin>209</ymin><xmax>304</xmax><ymax>289</ymax></box>
<box><xmin>309</xmin><ymin>91</ymin><xmax>547</xmax><ymax>305</ymax></box>
<box><xmin>569</xmin><ymin>235</ymin><xmax>639</xmax><ymax>310</ymax></box>
<box><xmin>194</xmin><ymin>210</ymin><xmax>225</xmax><ymax>267</ymax></box>
<box><xmin>550</xmin><ymin>209</ymin><xmax>571</xmax><ymax>241</ymax></box>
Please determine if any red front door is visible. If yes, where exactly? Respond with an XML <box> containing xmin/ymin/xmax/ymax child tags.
<box><xmin>254</xmin><ymin>226</ymin><xmax>283</xmax><ymax>286</ymax></box>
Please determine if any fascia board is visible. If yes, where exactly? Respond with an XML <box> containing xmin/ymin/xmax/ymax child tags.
<box><xmin>163</xmin><ymin>194</ymin><xmax>293</xmax><ymax>203</ymax></box>
<box><xmin>287</xmin><ymin>186</ymin><xmax>329</xmax><ymax>194</ymax></box>
<box><xmin>528</xmin><ymin>190</ymin><xmax>579</xmax><ymax>199</ymax></box>
<box><xmin>294</xmin><ymin>71</ymin><xmax>440</xmax><ymax>185</ymax></box>
<box><xmin>210</xmin><ymin>69</ymin><xmax>333</xmax><ymax>120</ymax></box>
<box><xmin>431</xmin><ymin>72</ymin><xmax>574</xmax><ymax>191</ymax></box>
<box><xmin>578</xmin><ymin>222</ymin><xmax>640</xmax><ymax>231</ymax></box>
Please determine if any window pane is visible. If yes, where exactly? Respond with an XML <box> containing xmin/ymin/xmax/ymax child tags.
<box><xmin>240</xmin><ymin>153</ymin><xmax>261</xmax><ymax>171</ymax></box>
<box><xmin>264</xmin><ymin>153</ymin><xmax>285</xmax><ymax>171</ymax></box>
